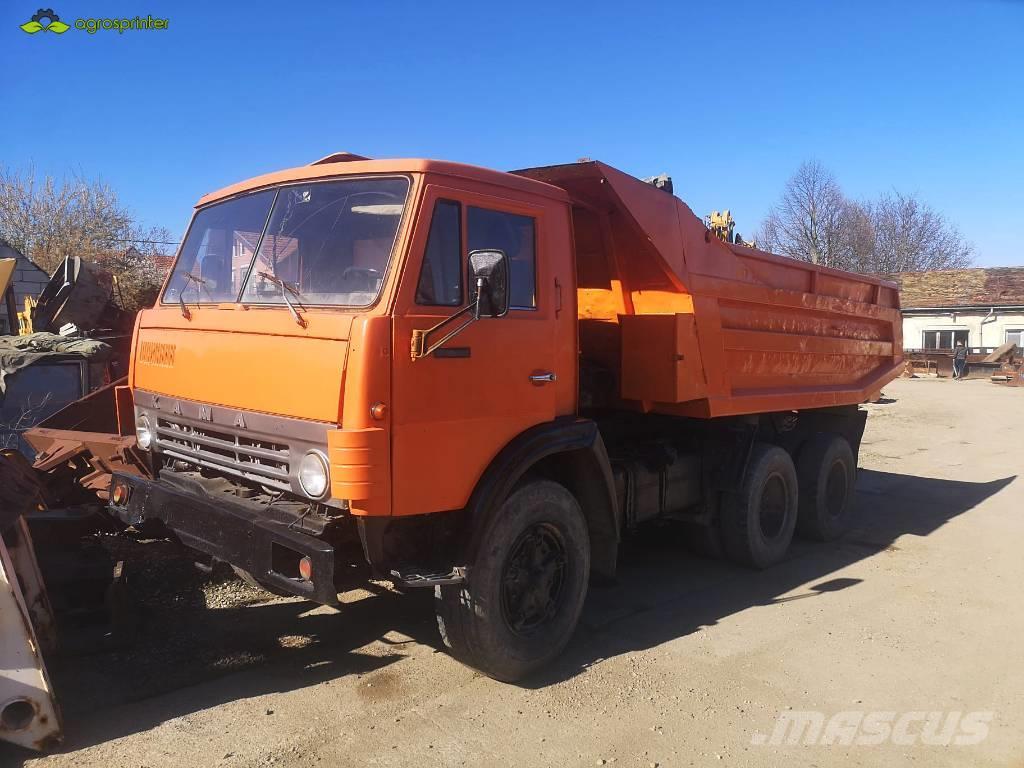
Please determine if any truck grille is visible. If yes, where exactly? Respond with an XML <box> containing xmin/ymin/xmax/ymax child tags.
<box><xmin>154</xmin><ymin>416</ymin><xmax>292</xmax><ymax>491</ymax></box>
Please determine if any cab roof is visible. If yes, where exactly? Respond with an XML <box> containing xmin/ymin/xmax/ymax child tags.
<box><xmin>196</xmin><ymin>155</ymin><xmax>570</xmax><ymax>208</ymax></box>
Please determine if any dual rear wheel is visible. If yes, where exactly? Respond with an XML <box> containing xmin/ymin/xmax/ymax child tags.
<box><xmin>796</xmin><ymin>433</ymin><xmax>857</xmax><ymax>541</ymax></box>
<box><xmin>720</xmin><ymin>434</ymin><xmax>858</xmax><ymax>569</ymax></box>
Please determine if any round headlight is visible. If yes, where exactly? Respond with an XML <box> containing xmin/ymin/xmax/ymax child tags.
<box><xmin>298</xmin><ymin>451</ymin><xmax>329</xmax><ymax>499</ymax></box>
<box><xmin>135</xmin><ymin>414</ymin><xmax>153</xmax><ymax>450</ymax></box>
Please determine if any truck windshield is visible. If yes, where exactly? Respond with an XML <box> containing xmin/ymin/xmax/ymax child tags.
<box><xmin>163</xmin><ymin>177</ymin><xmax>410</xmax><ymax>308</ymax></box>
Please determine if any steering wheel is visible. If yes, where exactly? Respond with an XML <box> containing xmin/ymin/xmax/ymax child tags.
<box><xmin>341</xmin><ymin>266</ymin><xmax>381</xmax><ymax>291</ymax></box>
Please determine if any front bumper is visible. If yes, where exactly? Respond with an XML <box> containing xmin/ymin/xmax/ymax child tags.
<box><xmin>109</xmin><ymin>472</ymin><xmax>338</xmax><ymax>605</ymax></box>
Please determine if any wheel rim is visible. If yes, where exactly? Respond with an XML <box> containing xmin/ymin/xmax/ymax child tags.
<box><xmin>500</xmin><ymin>522</ymin><xmax>568</xmax><ymax>636</ymax></box>
<box><xmin>824</xmin><ymin>461</ymin><xmax>848</xmax><ymax>520</ymax></box>
<box><xmin>759</xmin><ymin>473</ymin><xmax>789</xmax><ymax>539</ymax></box>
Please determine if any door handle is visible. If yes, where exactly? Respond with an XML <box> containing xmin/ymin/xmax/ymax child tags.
<box><xmin>529</xmin><ymin>372</ymin><xmax>557</xmax><ymax>384</ymax></box>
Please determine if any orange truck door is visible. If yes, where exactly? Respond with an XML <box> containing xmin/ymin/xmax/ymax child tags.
<box><xmin>391</xmin><ymin>185</ymin><xmax>558</xmax><ymax>516</ymax></box>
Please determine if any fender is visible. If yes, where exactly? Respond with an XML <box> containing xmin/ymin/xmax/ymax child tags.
<box><xmin>461</xmin><ymin>417</ymin><xmax>621</xmax><ymax>580</ymax></box>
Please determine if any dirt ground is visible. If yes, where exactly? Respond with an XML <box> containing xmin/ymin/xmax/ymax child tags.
<box><xmin>4</xmin><ymin>377</ymin><xmax>1023</xmax><ymax>768</ymax></box>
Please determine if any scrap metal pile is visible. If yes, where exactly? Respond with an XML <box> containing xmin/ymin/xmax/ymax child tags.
<box><xmin>985</xmin><ymin>342</ymin><xmax>1024</xmax><ymax>386</ymax></box>
<box><xmin>902</xmin><ymin>342</ymin><xmax>1020</xmax><ymax>382</ymax></box>
<box><xmin>1</xmin><ymin>255</ymin><xmax>148</xmax><ymax>751</ymax></box>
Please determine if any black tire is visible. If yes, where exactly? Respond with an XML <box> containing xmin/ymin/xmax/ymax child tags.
<box><xmin>796</xmin><ymin>433</ymin><xmax>857</xmax><ymax>541</ymax></box>
<box><xmin>721</xmin><ymin>443</ymin><xmax>798</xmax><ymax>569</ymax></box>
<box><xmin>435</xmin><ymin>480</ymin><xmax>590</xmax><ymax>682</ymax></box>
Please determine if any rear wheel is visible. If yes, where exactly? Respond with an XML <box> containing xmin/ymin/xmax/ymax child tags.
<box><xmin>796</xmin><ymin>433</ymin><xmax>857</xmax><ymax>541</ymax></box>
<box><xmin>435</xmin><ymin>480</ymin><xmax>590</xmax><ymax>682</ymax></box>
<box><xmin>721</xmin><ymin>443</ymin><xmax>798</xmax><ymax>569</ymax></box>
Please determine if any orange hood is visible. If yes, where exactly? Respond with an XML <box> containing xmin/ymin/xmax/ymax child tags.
<box><xmin>131</xmin><ymin>305</ymin><xmax>354</xmax><ymax>423</ymax></box>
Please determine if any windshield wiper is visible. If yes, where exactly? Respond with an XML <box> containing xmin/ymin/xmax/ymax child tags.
<box><xmin>257</xmin><ymin>271</ymin><xmax>307</xmax><ymax>328</ymax></box>
<box><xmin>178</xmin><ymin>271</ymin><xmax>207</xmax><ymax>319</ymax></box>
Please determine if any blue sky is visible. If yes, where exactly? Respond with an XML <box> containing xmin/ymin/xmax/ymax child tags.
<box><xmin>3</xmin><ymin>0</ymin><xmax>1022</xmax><ymax>265</ymax></box>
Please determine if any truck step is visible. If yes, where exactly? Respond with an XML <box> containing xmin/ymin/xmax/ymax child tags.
<box><xmin>389</xmin><ymin>567</ymin><xmax>466</xmax><ymax>588</ymax></box>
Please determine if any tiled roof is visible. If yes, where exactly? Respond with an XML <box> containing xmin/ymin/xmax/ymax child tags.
<box><xmin>881</xmin><ymin>267</ymin><xmax>1024</xmax><ymax>309</ymax></box>
<box><xmin>0</xmin><ymin>239</ymin><xmax>48</xmax><ymax>276</ymax></box>
<box><xmin>153</xmin><ymin>254</ymin><xmax>175</xmax><ymax>273</ymax></box>
<box><xmin>234</xmin><ymin>231</ymin><xmax>298</xmax><ymax>262</ymax></box>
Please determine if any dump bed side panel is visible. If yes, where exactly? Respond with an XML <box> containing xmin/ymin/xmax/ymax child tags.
<box><xmin>682</xmin><ymin>256</ymin><xmax>902</xmax><ymax>416</ymax></box>
<box><xmin>671</xmin><ymin>188</ymin><xmax>903</xmax><ymax>414</ymax></box>
<box><xmin>515</xmin><ymin>162</ymin><xmax>904</xmax><ymax>418</ymax></box>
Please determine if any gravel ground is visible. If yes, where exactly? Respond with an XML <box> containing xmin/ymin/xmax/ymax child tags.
<box><xmin>4</xmin><ymin>377</ymin><xmax>1023</xmax><ymax>768</ymax></box>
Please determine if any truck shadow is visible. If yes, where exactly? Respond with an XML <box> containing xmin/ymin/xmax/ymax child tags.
<box><xmin>528</xmin><ymin>468</ymin><xmax>1016</xmax><ymax>687</ymax></box>
<box><xmin>0</xmin><ymin>468</ymin><xmax>1014</xmax><ymax>762</ymax></box>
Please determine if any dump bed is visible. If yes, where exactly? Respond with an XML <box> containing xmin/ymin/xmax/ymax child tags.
<box><xmin>516</xmin><ymin>162</ymin><xmax>904</xmax><ymax>418</ymax></box>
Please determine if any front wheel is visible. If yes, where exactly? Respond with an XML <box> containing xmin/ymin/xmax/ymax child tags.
<box><xmin>435</xmin><ymin>480</ymin><xmax>590</xmax><ymax>682</ymax></box>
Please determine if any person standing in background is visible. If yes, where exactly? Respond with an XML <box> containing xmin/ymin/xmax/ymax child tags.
<box><xmin>952</xmin><ymin>341</ymin><xmax>968</xmax><ymax>379</ymax></box>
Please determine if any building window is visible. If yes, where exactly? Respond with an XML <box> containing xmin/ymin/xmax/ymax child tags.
<box><xmin>1007</xmin><ymin>329</ymin><xmax>1024</xmax><ymax>348</ymax></box>
<box><xmin>923</xmin><ymin>329</ymin><xmax>969</xmax><ymax>350</ymax></box>
<box><xmin>416</xmin><ymin>200</ymin><xmax>462</xmax><ymax>307</ymax></box>
<box><xmin>468</xmin><ymin>207</ymin><xmax>536</xmax><ymax>309</ymax></box>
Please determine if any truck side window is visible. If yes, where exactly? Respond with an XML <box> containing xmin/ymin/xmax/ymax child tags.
<box><xmin>468</xmin><ymin>207</ymin><xmax>536</xmax><ymax>309</ymax></box>
<box><xmin>416</xmin><ymin>199</ymin><xmax>462</xmax><ymax>306</ymax></box>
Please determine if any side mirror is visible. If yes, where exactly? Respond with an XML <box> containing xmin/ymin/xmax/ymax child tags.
<box><xmin>468</xmin><ymin>249</ymin><xmax>509</xmax><ymax>318</ymax></box>
<box><xmin>410</xmin><ymin>249</ymin><xmax>509</xmax><ymax>360</ymax></box>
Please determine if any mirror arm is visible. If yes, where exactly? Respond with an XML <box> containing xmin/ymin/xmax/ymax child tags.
<box><xmin>472</xmin><ymin>276</ymin><xmax>485</xmax><ymax>320</ymax></box>
<box><xmin>411</xmin><ymin>279</ymin><xmax>488</xmax><ymax>361</ymax></box>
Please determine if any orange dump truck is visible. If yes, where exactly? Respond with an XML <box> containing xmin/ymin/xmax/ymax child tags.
<box><xmin>108</xmin><ymin>155</ymin><xmax>903</xmax><ymax>680</ymax></box>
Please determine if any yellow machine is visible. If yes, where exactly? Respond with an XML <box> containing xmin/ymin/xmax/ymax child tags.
<box><xmin>705</xmin><ymin>209</ymin><xmax>755</xmax><ymax>248</ymax></box>
<box><xmin>0</xmin><ymin>258</ymin><xmax>38</xmax><ymax>335</ymax></box>
<box><xmin>18</xmin><ymin>296</ymin><xmax>36</xmax><ymax>335</ymax></box>
<box><xmin>706</xmin><ymin>209</ymin><xmax>736</xmax><ymax>242</ymax></box>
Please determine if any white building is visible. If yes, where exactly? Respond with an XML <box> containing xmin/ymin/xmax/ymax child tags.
<box><xmin>887</xmin><ymin>268</ymin><xmax>1024</xmax><ymax>353</ymax></box>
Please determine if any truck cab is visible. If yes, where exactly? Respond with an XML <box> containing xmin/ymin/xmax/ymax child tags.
<box><xmin>129</xmin><ymin>156</ymin><xmax>578</xmax><ymax>518</ymax></box>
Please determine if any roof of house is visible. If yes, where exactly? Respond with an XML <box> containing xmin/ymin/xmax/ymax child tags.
<box><xmin>153</xmin><ymin>254</ymin><xmax>175</xmax><ymax>274</ymax></box>
<box><xmin>883</xmin><ymin>267</ymin><xmax>1024</xmax><ymax>309</ymax></box>
<box><xmin>0</xmin><ymin>238</ymin><xmax>49</xmax><ymax>276</ymax></box>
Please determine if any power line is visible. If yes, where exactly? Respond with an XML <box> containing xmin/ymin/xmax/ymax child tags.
<box><xmin>10</xmin><ymin>234</ymin><xmax>180</xmax><ymax>246</ymax></box>
<box><xmin>109</xmin><ymin>237</ymin><xmax>181</xmax><ymax>245</ymax></box>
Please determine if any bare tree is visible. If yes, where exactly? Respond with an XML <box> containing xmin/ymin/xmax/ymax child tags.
<box><xmin>836</xmin><ymin>200</ymin><xmax>876</xmax><ymax>273</ymax></box>
<box><xmin>756</xmin><ymin>161</ymin><xmax>851</xmax><ymax>269</ymax></box>
<box><xmin>0</xmin><ymin>164</ymin><xmax>175</xmax><ymax>311</ymax></box>
<box><xmin>865</xmin><ymin>191</ymin><xmax>973</xmax><ymax>273</ymax></box>
<box><xmin>757</xmin><ymin>161</ymin><xmax>974</xmax><ymax>274</ymax></box>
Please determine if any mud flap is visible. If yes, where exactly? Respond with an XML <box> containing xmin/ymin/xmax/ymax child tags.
<box><xmin>0</xmin><ymin>522</ymin><xmax>62</xmax><ymax>751</ymax></box>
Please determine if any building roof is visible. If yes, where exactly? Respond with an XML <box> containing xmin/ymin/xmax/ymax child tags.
<box><xmin>885</xmin><ymin>267</ymin><xmax>1024</xmax><ymax>309</ymax></box>
<box><xmin>0</xmin><ymin>238</ymin><xmax>49</xmax><ymax>276</ymax></box>
<box><xmin>153</xmin><ymin>254</ymin><xmax>175</xmax><ymax>274</ymax></box>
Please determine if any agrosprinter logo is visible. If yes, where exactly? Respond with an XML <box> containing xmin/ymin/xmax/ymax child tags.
<box><xmin>19</xmin><ymin>8</ymin><xmax>169</xmax><ymax>35</ymax></box>
<box><xmin>20</xmin><ymin>8</ymin><xmax>69</xmax><ymax>34</ymax></box>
